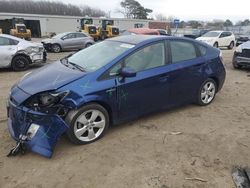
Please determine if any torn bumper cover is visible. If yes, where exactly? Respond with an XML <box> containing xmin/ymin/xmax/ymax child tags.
<box><xmin>7</xmin><ymin>98</ymin><xmax>68</xmax><ymax>158</ymax></box>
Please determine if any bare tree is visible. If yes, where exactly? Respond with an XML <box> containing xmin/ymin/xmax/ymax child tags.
<box><xmin>0</xmin><ymin>0</ymin><xmax>106</xmax><ymax>17</ymax></box>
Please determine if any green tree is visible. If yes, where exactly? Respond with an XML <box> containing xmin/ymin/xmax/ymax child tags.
<box><xmin>223</xmin><ymin>19</ymin><xmax>233</xmax><ymax>27</ymax></box>
<box><xmin>242</xmin><ymin>19</ymin><xmax>250</xmax><ymax>26</ymax></box>
<box><xmin>120</xmin><ymin>0</ymin><xmax>153</xmax><ymax>19</ymax></box>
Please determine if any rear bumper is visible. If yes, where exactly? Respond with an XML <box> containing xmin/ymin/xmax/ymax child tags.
<box><xmin>7</xmin><ymin>99</ymin><xmax>68</xmax><ymax>158</ymax></box>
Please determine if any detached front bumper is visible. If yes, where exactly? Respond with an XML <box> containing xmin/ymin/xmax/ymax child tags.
<box><xmin>7</xmin><ymin>98</ymin><xmax>68</xmax><ymax>158</ymax></box>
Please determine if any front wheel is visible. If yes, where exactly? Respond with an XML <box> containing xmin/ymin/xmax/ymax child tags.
<box><xmin>11</xmin><ymin>55</ymin><xmax>30</xmax><ymax>71</ymax></box>
<box><xmin>66</xmin><ymin>103</ymin><xmax>109</xmax><ymax>145</ymax></box>
<box><xmin>213</xmin><ymin>42</ymin><xmax>218</xmax><ymax>48</ymax></box>
<box><xmin>197</xmin><ymin>79</ymin><xmax>217</xmax><ymax>106</ymax></box>
<box><xmin>52</xmin><ymin>44</ymin><xmax>61</xmax><ymax>53</ymax></box>
<box><xmin>228</xmin><ymin>41</ymin><xmax>234</xmax><ymax>49</ymax></box>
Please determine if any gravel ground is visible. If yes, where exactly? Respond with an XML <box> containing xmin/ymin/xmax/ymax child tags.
<box><xmin>0</xmin><ymin>46</ymin><xmax>250</xmax><ymax>188</ymax></box>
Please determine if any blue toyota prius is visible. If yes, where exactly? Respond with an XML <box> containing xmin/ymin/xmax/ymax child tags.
<box><xmin>7</xmin><ymin>35</ymin><xmax>226</xmax><ymax>157</ymax></box>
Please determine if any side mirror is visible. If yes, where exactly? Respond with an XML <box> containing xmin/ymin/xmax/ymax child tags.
<box><xmin>120</xmin><ymin>67</ymin><xmax>136</xmax><ymax>78</ymax></box>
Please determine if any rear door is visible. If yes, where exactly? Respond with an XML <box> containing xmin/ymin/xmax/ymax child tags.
<box><xmin>61</xmin><ymin>33</ymin><xmax>78</xmax><ymax>49</ymax></box>
<box><xmin>0</xmin><ymin>37</ymin><xmax>18</xmax><ymax>68</ymax></box>
<box><xmin>218</xmin><ymin>32</ymin><xmax>227</xmax><ymax>46</ymax></box>
<box><xmin>167</xmin><ymin>39</ymin><xmax>205</xmax><ymax>105</ymax></box>
<box><xmin>75</xmin><ymin>33</ymin><xmax>88</xmax><ymax>49</ymax></box>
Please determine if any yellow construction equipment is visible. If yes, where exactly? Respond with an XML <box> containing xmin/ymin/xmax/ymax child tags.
<box><xmin>98</xmin><ymin>19</ymin><xmax>119</xmax><ymax>40</ymax></box>
<box><xmin>10</xmin><ymin>18</ymin><xmax>31</xmax><ymax>40</ymax></box>
<box><xmin>80</xmin><ymin>18</ymin><xmax>99</xmax><ymax>41</ymax></box>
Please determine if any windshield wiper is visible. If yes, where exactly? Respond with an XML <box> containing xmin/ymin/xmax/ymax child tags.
<box><xmin>68</xmin><ymin>62</ymin><xmax>85</xmax><ymax>72</ymax></box>
<box><xmin>60</xmin><ymin>58</ymin><xmax>85</xmax><ymax>72</ymax></box>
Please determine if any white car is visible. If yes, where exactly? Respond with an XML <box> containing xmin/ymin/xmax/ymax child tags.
<box><xmin>0</xmin><ymin>34</ymin><xmax>46</xmax><ymax>71</ymax></box>
<box><xmin>196</xmin><ymin>31</ymin><xmax>235</xmax><ymax>49</ymax></box>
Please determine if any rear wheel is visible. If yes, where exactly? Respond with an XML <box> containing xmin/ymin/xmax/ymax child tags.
<box><xmin>52</xmin><ymin>44</ymin><xmax>61</xmax><ymax>53</ymax></box>
<box><xmin>85</xmin><ymin>43</ymin><xmax>92</xmax><ymax>48</ymax></box>
<box><xmin>66</xmin><ymin>103</ymin><xmax>109</xmax><ymax>145</ymax></box>
<box><xmin>228</xmin><ymin>41</ymin><xmax>234</xmax><ymax>49</ymax></box>
<box><xmin>197</xmin><ymin>79</ymin><xmax>217</xmax><ymax>106</ymax></box>
<box><xmin>11</xmin><ymin>55</ymin><xmax>30</xmax><ymax>71</ymax></box>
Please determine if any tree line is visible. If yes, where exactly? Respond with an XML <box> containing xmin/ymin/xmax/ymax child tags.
<box><xmin>0</xmin><ymin>0</ymin><xmax>106</xmax><ymax>17</ymax></box>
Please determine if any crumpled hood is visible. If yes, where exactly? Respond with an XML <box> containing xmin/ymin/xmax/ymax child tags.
<box><xmin>41</xmin><ymin>38</ymin><xmax>54</xmax><ymax>43</ymax></box>
<box><xmin>241</xmin><ymin>41</ymin><xmax>250</xmax><ymax>49</ymax></box>
<box><xmin>17</xmin><ymin>61</ymin><xmax>86</xmax><ymax>95</ymax></box>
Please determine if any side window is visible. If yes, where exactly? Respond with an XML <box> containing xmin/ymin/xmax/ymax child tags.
<box><xmin>170</xmin><ymin>41</ymin><xmax>197</xmax><ymax>63</ymax></box>
<box><xmin>124</xmin><ymin>42</ymin><xmax>165</xmax><ymax>72</ymax></box>
<box><xmin>63</xmin><ymin>33</ymin><xmax>75</xmax><ymax>40</ymax></box>
<box><xmin>197</xmin><ymin>44</ymin><xmax>207</xmax><ymax>56</ymax></box>
<box><xmin>225</xmin><ymin>32</ymin><xmax>232</xmax><ymax>37</ymax></box>
<box><xmin>220</xmin><ymin>32</ymin><xmax>226</xmax><ymax>38</ymax></box>
<box><xmin>76</xmin><ymin>33</ymin><xmax>87</xmax><ymax>38</ymax></box>
<box><xmin>0</xmin><ymin>37</ymin><xmax>11</xmax><ymax>46</ymax></box>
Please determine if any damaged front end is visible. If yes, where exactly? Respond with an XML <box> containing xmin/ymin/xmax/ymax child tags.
<box><xmin>7</xmin><ymin>87</ymin><xmax>74</xmax><ymax>158</ymax></box>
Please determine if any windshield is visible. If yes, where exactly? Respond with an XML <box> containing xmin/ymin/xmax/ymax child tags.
<box><xmin>202</xmin><ymin>31</ymin><xmax>220</xmax><ymax>37</ymax></box>
<box><xmin>67</xmin><ymin>41</ymin><xmax>135</xmax><ymax>72</ymax></box>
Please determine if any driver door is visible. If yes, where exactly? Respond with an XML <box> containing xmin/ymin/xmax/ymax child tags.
<box><xmin>111</xmin><ymin>42</ymin><xmax>171</xmax><ymax>121</ymax></box>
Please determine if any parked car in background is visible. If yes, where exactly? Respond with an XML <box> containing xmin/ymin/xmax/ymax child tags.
<box><xmin>0</xmin><ymin>34</ymin><xmax>46</xmax><ymax>71</ymax></box>
<box><xmin>41</xmin><ymin>32</ymin><xmax>95</xmax><ymax>53</ymax></box>
<box><xmin>236</xmin><ymin>31</ymin><xmax>250</xmax><ymax>46</ymax></box>
<box><xmin>196</xmin><ymin>31</ymin><xmax>235</xmax><ymax>49</ymax></box>
<box><xmin>157</xmin><ymin>29</ymin><xmax>170</xmax><ymax>36</ymax></box>
<box><xmin>121</xmin><ymin>28</ymin><xmax>160</xmax><ymax>35</ymax></box>
<box><xmin>184</xmin><ymin>29</ymin><xmax>210</xmax><ymax>39</ymax></box>
<box><xmin>232</xmin><ymin>41</ymin><xmax>250</xmax><ymax>69</ymax></box>
<box><xmin>7</xmin><ymin>35</ymin><xmax>225</xmax><ymax>157</ymax></box>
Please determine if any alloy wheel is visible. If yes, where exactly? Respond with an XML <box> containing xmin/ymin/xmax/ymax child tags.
<box><xmin>201</xmin><ymin>81</ymin><xmax>216</xmax><ymax>104</ymax></box>
<box><xmin>73</xmin><ymin>109</ymin><xmax>105</xmax><ymax>142</ymax></box>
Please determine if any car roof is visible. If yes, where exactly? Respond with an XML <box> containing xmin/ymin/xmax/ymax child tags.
<box><xmin>107</xmin><ymin>35</ymin><xmax>167</xmax><ymax>45</ymax></box>
<box><xmin>0</xmin><ymin>34</ymin><xmax>22</xmax><ymax>41</ymax></box>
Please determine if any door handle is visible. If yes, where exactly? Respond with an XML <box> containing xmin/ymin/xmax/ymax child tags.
<box><xmin>106</xmin><ymin>88</ymin><xmax>116</xmax><ymax>93</ymax></box>
<box><xmin>159</xmin><ymin>74</ymin><xmax>169</xmax><ymax>82</ymax></box>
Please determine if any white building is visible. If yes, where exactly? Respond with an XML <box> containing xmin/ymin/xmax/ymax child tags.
<box><xmin>0</xmin><ymin>12</ymin><xmax>168</xmax><ymax>37</ymax></box>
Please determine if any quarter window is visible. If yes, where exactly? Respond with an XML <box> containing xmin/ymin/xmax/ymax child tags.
<box><xmin>170</xmin><ymin>41</ymin><xmax>197</xmax><ymax>63</ymax></box>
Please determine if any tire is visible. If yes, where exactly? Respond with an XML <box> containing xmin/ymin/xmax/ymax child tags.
<box><xmin>66</xmin><ymin>103</ymin><xmax>109</xmax><ymax>145</ymax></box>
<box><xmin>85</xmin><ymin>43</ymin><xmax>92</xmax><ymax>48</ymax></box>
<box><xmin>11</xmin><ymin>55</ymin><xmax>30</xmax><ymax>71</ymax></box>
<box><xmin>213</xmin><ymin>42</ymin><xmax>218</xmax><ymax>48</ymax></box>
<box><xmin>52</xmin><ymin>44</ymin><xmax>61</xmax><ymax>53</ymax></box>
<box><xmin>228</xmin><ymin>41</ymin><xmax>234</xmax><ymax>49</ymax></box>
<box><xmin>197</xmin><ymin>79</ymin><xmax>217</xmax><ymax>106</ymax></box>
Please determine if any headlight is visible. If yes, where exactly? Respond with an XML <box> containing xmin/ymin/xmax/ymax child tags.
<box><xmin>25</xmin><ymin>91</ymin><xmax>69</xmax><ymax>108</ymax></box>
<box><xmin>26</xmin><ymin>46</ymin><xmax>40</xmax><ymax>53</ymax></box>
<box><xmin>235</xmin><ymin>45</ymin><xmax>242</xmax><ymax>53</ymax></box>
<box><xmin>38</xmin><ymin>91</ymin><xmax>69</xmax><ymax>107</ymax></box>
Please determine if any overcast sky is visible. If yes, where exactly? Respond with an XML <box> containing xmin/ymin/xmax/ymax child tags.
<box><xmin>47</xmin><ymin>0</ymin><xmax>250</xmax><ymax>22</ymax></box>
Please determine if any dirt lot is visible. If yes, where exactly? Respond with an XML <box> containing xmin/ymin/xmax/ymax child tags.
<box><xmin>0</xmin><ymin>47</ymin><xmax>250</xmax><ymax>188</ymax></box>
